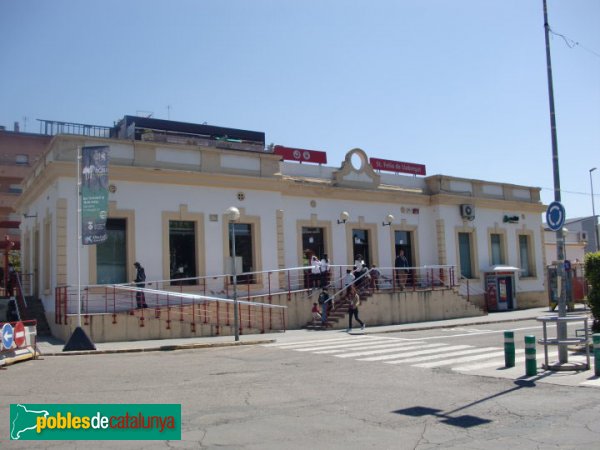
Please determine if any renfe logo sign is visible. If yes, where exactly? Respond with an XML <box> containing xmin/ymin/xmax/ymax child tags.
<box><xmin>369</xmin><ymin>157</ymin><xmax>426</xmax><ymax>176</ymax></box>
<box><xmin>273</xmin><ymin>145</ymin><xmax>327</xmax><ymax>164</ymax></box>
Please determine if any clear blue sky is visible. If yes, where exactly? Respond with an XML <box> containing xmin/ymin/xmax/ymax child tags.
<box><xmin>1</xmin><ymin>0</ymin><xmax>598</xmax><ymax>220</ymax></box>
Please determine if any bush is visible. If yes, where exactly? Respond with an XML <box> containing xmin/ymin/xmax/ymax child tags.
<box><xmin>584</xmin><ymin>252</ymin><xmax>600</xmax><ymax>332</ymax></box>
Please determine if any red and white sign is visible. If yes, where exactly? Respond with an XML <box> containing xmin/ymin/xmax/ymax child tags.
<box><xmin>13</xmin><ymin>321</ymin><xmax>26</xmax><ymax>347</ymax></box>
<box><xmin>273</xmin><ymin>145</ymin><xmax>327</xmax><ymax>164</ymax></box>
<box><xmin>369</xmin><ymin>157</ymin><xmax>426</xmax><ymax>176</ymax></box>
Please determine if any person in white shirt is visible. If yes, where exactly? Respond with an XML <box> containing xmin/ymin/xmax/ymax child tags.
<box><xmin>343</xmin><ymin>269</ymin><xmax>355</xmax><ymax>295</ymax></box>
<box><xmin>319</xmin><ymin>254</ymin><xmax>330</xmax><ymax>288</ymax></box>
<box><xmin>310</xmin><ymin>255</ymin><xmax>321</xmax><ymax>289</ymax></box>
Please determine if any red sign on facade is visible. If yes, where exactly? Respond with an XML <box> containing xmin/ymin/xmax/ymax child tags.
<box><xmin>273</xmin><ymin>145</ymin><xmax>327</xmax><ymax>164</ymax></box>
<box><xmin>369</xmin><ymin>157</ymin><xmax>426</xmax><ymax>176</ymax></box>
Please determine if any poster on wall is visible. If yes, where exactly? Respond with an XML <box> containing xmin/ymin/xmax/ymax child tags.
<box><xmin>81</xmin><ymin>146</ymin><xmax>110</xmax><ymax>245</ymax></box>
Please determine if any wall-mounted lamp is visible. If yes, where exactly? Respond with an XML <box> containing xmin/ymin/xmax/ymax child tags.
<box><xmin>337</xmin><ymin>211</ymin><xmax>349</xmax><ymax>224</ymax></box>
<box><xmin>382</xmin><ymin>214</ymin><xmax>394</xmax><ymax>226</ymax></box>
<box><xmin>23</xmin><ymin>213</ymin><xmax>37</xmax><ymax>219</ymax></box>
<box><xmin>226</xmin><ymin>206</ymin><xmax>240</xmax><ymax>222</ymax></box>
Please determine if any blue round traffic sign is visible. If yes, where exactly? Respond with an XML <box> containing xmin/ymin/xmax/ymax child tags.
<box><xmin>546</xmin><ymin>201</ymin><xmax>566</xmax><ymax>232</ymax></box>
<box><xmin>1</xmin><ymin>323</ymin><xmax>14</xmax><ymax>350</ymax></box>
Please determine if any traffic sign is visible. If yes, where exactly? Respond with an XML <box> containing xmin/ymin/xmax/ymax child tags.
<box><xmin>2</xmin><ymin>323</ymin><xmax>14</xmax><ymax>350</ymax></box>
<box><xmin>13</xmin><ymin>321</ymin><xmax>26</xmax><ymax>348</ymax></box>
<box><xmin>546</xmin><ymin>201</ymin><xmax>566</xmax><ymax>231</ymax></box>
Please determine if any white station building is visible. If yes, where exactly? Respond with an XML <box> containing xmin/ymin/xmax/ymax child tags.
<box><xmin>16</xmin><ymin>117</ymin><xmax>547</xmax><ymax>340</ymax></box>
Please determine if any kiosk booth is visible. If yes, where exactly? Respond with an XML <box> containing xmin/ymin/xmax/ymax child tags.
<box><xmin>484</xmin><ymin>266</ymin><xmax>519</xmax><ymax>311</ymax></box>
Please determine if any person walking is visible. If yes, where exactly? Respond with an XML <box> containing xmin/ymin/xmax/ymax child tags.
<box><xmin>134</xmin><ymin>261</ymin><xmax>148</xmax><ymax>308</ymax></box>
<box><xmin>346</xmin><ymin>286</ymin><xmax>365</xmax><ymax>332</ymax></box>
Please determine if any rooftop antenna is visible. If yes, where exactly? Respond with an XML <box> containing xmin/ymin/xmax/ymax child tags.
<box><xmin>167</xmin><ymin>105</ymin><xmax>171</xmax><ymax>120</ymax></box>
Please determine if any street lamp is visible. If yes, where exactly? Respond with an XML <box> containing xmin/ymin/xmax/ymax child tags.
<box><xmin>337</xmin><ymin>211</ymin><xmax>349</xmax><ymax>224</ymax></box>
<box><xmin>226</xmin><ymin>206</ymin><xmax>240</xmax><ymax>341</ymax></box>
<box><xmin>590</xmin><ymin>168</ymin><xmax>598</xmax><ymax>252</ymax></box>
<box><xmin>382</xmin><ymin>214</ymin><xmax>394</xmax><ymax>227</ymax></box>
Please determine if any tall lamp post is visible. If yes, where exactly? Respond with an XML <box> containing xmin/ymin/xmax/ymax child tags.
<box><xmin>591</xmin><ymin>168</ymin><xmax>598</xmax><ymax>252</ymax></box>
<box><xmin>226</xmin><ymin>206</ymin><xmax>240</xmax><ymax>342</ymax></box>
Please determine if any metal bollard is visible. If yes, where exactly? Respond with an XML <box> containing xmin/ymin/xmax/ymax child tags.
<box><xmin>594</xmin><ymin>334</ymin><xmax>600</xmax><ymax>377</ymax></box>
<box><xmin>525</xmin><ymin>335</ymin><xmax>537</xmax><ymax>376</ymax></box>
<box><xmin>504</xmin><ymin>331</ymin><xmax>515</xmax><ymax>368</ymax></box>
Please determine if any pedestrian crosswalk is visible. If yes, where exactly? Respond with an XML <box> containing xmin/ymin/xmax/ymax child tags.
<box><xmin>263</xmin><ymin>335</ymin><xmax>600</xmax><ymax>388</ymax></box>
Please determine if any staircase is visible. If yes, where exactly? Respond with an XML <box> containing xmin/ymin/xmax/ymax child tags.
<box><xmin>20</xmin><ymin>296</ymin><xmax>52</xmax><ymax>336</ymax></box>
<box><xmin>305</xmin><ymin>289</ymin><xmax>372</xmax><ymax>330</ymax></box>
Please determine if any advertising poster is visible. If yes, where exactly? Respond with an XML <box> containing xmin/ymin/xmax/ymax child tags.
<box><xmin>81</xmin><ymin>146</ymin><xmax>110</xmax><ymax>245</ymax></box>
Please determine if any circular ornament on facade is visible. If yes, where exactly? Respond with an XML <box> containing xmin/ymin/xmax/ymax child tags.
<box><xmin>293</xmin><ymin>150</ymin><xmax>301</xmax><ymax>160</ymax></box>
<box><xmin>310</xmin><ymin>200</ymin><xmax>316</xmax><ymax>208</ymax></box>
<box><xmin>350</xmin><ymin>152</ymin><xmax>364</xmax><ymax>170</ymax></box>
<box><xmin>237</xmin><ymin>192</ymin><xmax>246</xmax><ymax>201</ymax></box>
<box><xmin>108</xmin><ymin>184</ymin><xmax>117</xmax><ymax>193</ymax></box>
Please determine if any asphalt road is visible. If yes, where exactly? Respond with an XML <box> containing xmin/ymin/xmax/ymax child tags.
<box><xmin>2</xmin><ymin>322</ymin><xmax>600</xmax><ymax>449</ymax></box>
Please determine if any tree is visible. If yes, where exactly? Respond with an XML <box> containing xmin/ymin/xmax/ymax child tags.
<box><xmin>584</xmin><ymin>252</ymin><xmax>600</xmax><ymax>332</ymax></box>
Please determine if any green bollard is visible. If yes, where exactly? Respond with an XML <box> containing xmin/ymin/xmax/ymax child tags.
<box><xmin>525</xmin><ymin>335</ymin><xmax>537</xmax><ymax>377</ymax></box>
<box><xmin>504</xmin><ymin>331</ymin><xmax>515</xmax><ymax>368</ymax></box>
<box><xmin>593</xmin><ymin>334</ymin><xmax>600</xmax><ymax>377</ymax></box>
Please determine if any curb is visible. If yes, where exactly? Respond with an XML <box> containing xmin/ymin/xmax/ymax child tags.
<box><xmin>364</xmin><ymin>315</ymin><xmax>541</xmax><ymax>335</ymax></box>
<box><xmin>40</xmin><ymin>339</ymin><xmax>276</xmax><ymax>357</ymax></box>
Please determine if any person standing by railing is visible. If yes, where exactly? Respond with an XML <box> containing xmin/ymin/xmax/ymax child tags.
<box><xmin>395</xmin><ymin>250</ymin><xmax>409</xmax><ymax>290</ymax></box>
<box><xmin>310</xmin><ymin>255</ymin><xmax>321</xmax><ymax>289</ymax></box>
<box><xmin>319</xmin><ymin>254</ymin><xmax>330</xmax><ymax>288</ymax></box>
<box><xmin>134</xmin><ymin>262</ymin><xmax>148</xmax><ymax>308</ymax></box>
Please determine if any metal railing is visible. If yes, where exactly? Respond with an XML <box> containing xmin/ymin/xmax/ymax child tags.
<box><xmin>38</xmin><ymin>119</ymin><xmax>112</xmax><ymax>138</ymax></box>
<box><xmin>54</xmin><ymin>264</ymin><xmax>459</xmax><ymax>332</ymax></box>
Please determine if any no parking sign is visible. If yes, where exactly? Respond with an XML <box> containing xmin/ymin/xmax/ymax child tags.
<box><xmin>13</xmin><ymin>321</ymin><xmax>26</xmax><ymax>348</ymax></box>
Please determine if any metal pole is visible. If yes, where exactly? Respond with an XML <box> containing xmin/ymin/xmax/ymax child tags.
<box><xmin>543</xmin><ymin>0</ymin><xmax>567</xmax><ymax>363</ymax></box>
<box><xmin>591</xmin><ymin>168</ymin><xmax>598</xmax><ymax>252</ymax></box>
<box><xmin>76</xmin><ymin>146</ymin><xmax>82</xmax><ymax>328</ymax></box>
<box><xmin>231</xmin><ymin>222</ymin><xmax>239</xmax><ymax>341</ymax></box>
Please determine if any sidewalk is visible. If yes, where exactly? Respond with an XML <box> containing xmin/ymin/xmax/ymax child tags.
<box><xmin>37</xmin><ymin>305</ymin><xmax>590</xmax><ymax>356</ymax></box>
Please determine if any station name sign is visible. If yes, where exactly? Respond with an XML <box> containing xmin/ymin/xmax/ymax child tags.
<box><xmin>273</xmin><ymin>145</ymin><xmax>327</xmax><ymax>164</ymax></box>
<box><xmin>369</xmin><ymin>157</ymin><xmax>426</xmax><ymax>176</ymax></box>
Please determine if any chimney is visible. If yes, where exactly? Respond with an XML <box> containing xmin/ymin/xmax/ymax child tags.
<box><xmin>14</xmin><ymin>122</ymin><xmax>20</xmax><ymax>132</ymax></box>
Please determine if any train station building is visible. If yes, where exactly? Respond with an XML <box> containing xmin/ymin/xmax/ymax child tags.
<box><xmin>15</xmin><ymin>116</ymin><xmax>547</xmax><ymax>340</ymax></box>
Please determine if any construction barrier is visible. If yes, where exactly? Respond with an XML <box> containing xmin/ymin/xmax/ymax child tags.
<box><xmin>0</xmin><ymin>320</ymin><xmax>38</xmax><ymax>368</ymax></box>
<box><xmin>504</xmin><ymin>330</ymin><xmax>515</xmax><ymax>368</ymax></box>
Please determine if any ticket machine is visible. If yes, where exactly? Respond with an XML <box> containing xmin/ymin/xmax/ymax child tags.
<box><xmin>484</xmin><ymin>266</ymin><xmax>519</xmax><ymax>311</ymax></box>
